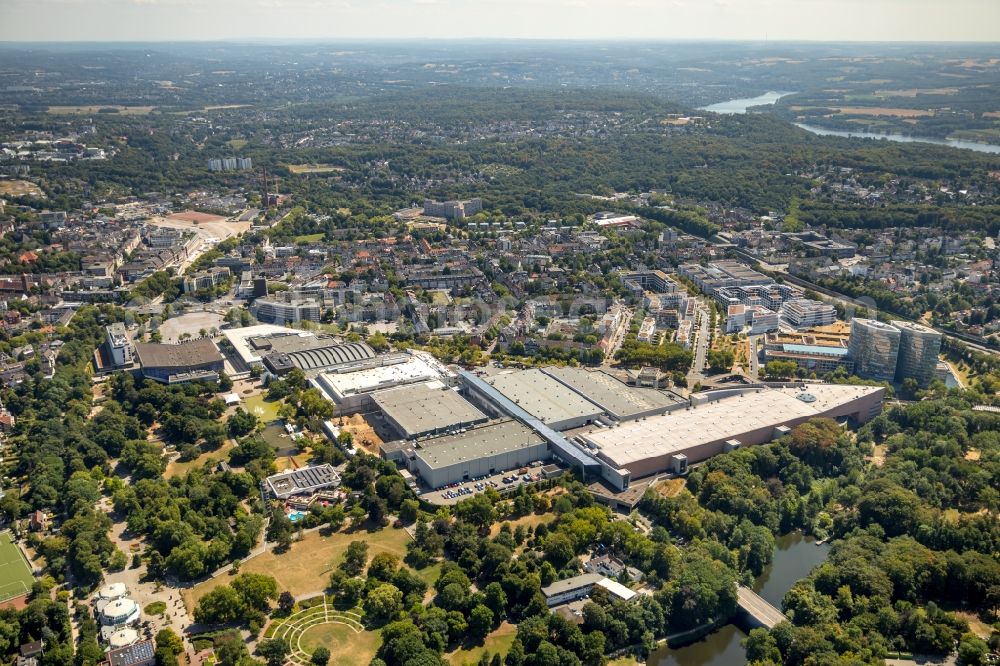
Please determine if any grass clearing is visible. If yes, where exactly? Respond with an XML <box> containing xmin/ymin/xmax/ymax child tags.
<box><xmin>182</xmin><ymin>526</ymin><xmax>413</xmax><ymax>611</ymax></box>
<box><xmin>0</xmin><ymin>532</ymin><xmax>34</xmax><ymax>603</ymax></box>
<box><xmin>265</xmin><ymin>597</ymin><xmax>379</xmax><ymax>666</ymax></box>
<box><xmin>47</xmin><ymin>105</ymin><xmax>155</xmax><ymax>115</ymax></box>
<box><xmin>144</xmin><ymin>601</ymin><xmax>167</xmax><ymax>616</ymax></box>
<box><xmin>651</xmin><ymin>478</ymin><xmax>686</xmax><ymax>499</ymax></box>
<box><xmin>226</xmin><ymin>139</ymin><xmax>247</xmax><ymax>150</ymax></box>
<box><xmin>833</xmin><ymin>106</ymin><xmax>933</xmax><ymax>117</ymax></box>
<box><xmin>0</xmin><ymin>180</ymin><xmax>43</xmax><ymax>198</ymax></box>
<box><xmin>287</xmin><ymin>164</ymin><xmax>346</xmax><ymax>175</ymax></box>
<box><xmin>489</xmin><ymin>512</ymin><xmax>556</xmax><ymax>538</ymax></box>
<box><xmin>300</xmin><ymin>622</ymin><xmax>380</xmax><ymax>666</ymax></box>
<box><xmin>447</xmin><ymin>622</ymin><xmax>518</xmax><ymax>665</ymax></box>
<box><xmin>164</xmin><ymin>440</ymin><xmax>236</xmax><ymax>479</ymax></box>
<box><xmin>293</xmin><ymin>233</ymin><xmax>325</xmax><ymax>243</ymax></box>
<box><xmin>244</xmin><ymin>394</ymin><xmax>283</xmax><ymax>423</ymax></box>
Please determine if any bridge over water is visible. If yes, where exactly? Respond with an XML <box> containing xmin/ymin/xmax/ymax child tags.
<box><xmin>736</xmin><ymin>585</ymin><xmax>787</xmax><ymax>629</ymax></box>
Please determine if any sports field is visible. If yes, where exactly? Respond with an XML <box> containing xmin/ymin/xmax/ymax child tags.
<box><xmin>0</xmin><ymin>533</ymin><xmax>34</xmax><ymax>603</ymax></box>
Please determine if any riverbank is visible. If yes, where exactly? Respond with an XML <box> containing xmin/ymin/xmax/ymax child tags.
<box><xmin>796</xmin><ymin>123</ymin><xmax>1000</xmax><ymax>154</ymax></box>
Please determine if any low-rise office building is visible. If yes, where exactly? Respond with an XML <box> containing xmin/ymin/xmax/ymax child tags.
<box><xmin>542</xmin><ymin>573</ymin><xmax>637</xmax><ymax>607</ymax></box>
<box><xmin>264</xmin><ymin>464</ymin><xmax>341</xmax><ymax>500</ymax></box>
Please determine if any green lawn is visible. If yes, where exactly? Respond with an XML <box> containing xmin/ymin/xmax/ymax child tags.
<box><xmin>0</xmin><ymin>532</ymin><xmax>34</xmax><ymax>602</ymax></box>
<box><xmin>448</xmin><ymin>622</ymin><xmax>518</xmax><ymax>665</ymax></box>
<box><xmin>294</xmin><ymin>233</ymin><xmax>325</xmax><ymax>243</ymax></box>
<box><xmin>299</xmin><ymin>622</ymin><xmax>381</xmax><ymax>666</ymax></box>
<box><xmin>244</xmin><ymin>394</ymin><xmax>283</xmax><ymax>423</ymax></box>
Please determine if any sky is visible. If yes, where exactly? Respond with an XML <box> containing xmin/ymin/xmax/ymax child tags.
<box><xmin>2</xmin><ymin>0</ymin><xmax>999</xmax><ymax>42</ymax></box>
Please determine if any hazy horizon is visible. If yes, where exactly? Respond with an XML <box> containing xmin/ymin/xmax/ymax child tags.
<box><xmin>2</xmin><ymin>0</ymin><xmax>999</xmax><ymax>43</ymax></box>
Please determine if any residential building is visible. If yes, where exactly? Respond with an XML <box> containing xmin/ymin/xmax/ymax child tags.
<box><xmin>105</xmin><ymin>323</ymin><xmax>133</xmax><ymax>367</ymax></box>
<box><xmin>252</xmin><ymin>295</ymin><xmax>323</xmax><ymax>325</ymax></box>
<box><xmin>422</xmin><ymin>198</ymin><xmax>483</xmax><ymax>220</ymax></box>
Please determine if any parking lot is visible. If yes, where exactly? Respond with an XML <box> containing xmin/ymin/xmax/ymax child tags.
<box><xmin>420</xmin><ymin>462</ymin><xmax>555</xmax><ymax>506</ymax></box>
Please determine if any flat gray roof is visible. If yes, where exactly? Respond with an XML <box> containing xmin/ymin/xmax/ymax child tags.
<box><xmin>542</xmin><ymin>367</ymin><xmax>684</xmax><ymax>420</ymax></box>
<box><xmin>415</xmin><ymin>419</ymin><xmax>544</xmax><ymax>470</ymax></box>
<box><xmin>373</xmin><ymin>381</ymin><xmax>487</xmax><ymax>437</ymax></box>
<box><xmin>542</xmin><ymin>573</ymin><xmax>604</xmax><ymax>598</ymax></box>
<box><xmin>486</xmin><ymin>369</ymin><xmax>603</xmax><ymax>426</ymax></box>
<box><xmin>580</xmin><ymin>384</ymin><xmax>884</xmax><ymax>467</ymax></box>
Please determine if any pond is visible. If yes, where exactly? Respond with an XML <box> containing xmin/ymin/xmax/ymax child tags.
<box><xmin>647</xmin><ymin>532</ymin><xmax>831</xmax><ymax>665</ymax></box>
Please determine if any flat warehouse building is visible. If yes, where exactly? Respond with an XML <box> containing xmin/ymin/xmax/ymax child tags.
<box><xmin>413</xmin><ymin>419</ymin><xmax>550</xmax><ymax>489</ymax></box>
<box><xmin>579</xmin><ymin>384</ymin><xmax>884</xmax><ymax>479</ymax></box>
<box><xmin>485</xmin><ymin>368</ymin><xmax>604</xmax><ymax>430</ymax></box>
<box><xmin>541</xmin><ymin>366</ymin><xmax>685</xmax><ymax>421</ymax></box>
<box><xmin>372</xmin><ymin>381</ymin><xmax>488</xmax><ymax>439</ymax></box>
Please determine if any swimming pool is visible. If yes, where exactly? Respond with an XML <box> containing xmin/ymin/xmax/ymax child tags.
<box><xmin>287</xmin><ymin>510</ymin><xmax>307</xmax><ymax>522</ymax></box>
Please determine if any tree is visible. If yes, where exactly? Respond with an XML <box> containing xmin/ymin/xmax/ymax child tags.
<box><xmin>257</xmin><ymin>637</ymin><xmax>291</xmax><ymax>666</ymax></box>
<box><xmin>228</xmin><ymin>408</ymin><xmax>258</xmax><ymax>437</ymax></box>
<box><xmin>454</xmin><ymin>494</ymin><xmax>496</xmax><ymax>529</ymax></box>
<box><xmin>364</xmin><ymin>583</ymin><xmax>404</xmax><ymax>625</ymax></box>
<box><xmin>231</xmin><ymin>572</ymin><xmax>279</xmax><ymax>611</ymax></box>
<box><xmin>544</xmin><ymin>533</ymin><xmax>575</xmax><ymax>568</ymax></box>
<box><xmin>765</xmin><ymin>360</ymin><xmax>798</xmax><ymax>379</ymax></box>
<box><xmin>278</xmin><ymin>590</ymin><xmax>296</xmax><ymax>615</ymax></box>
<box><xmin>342</xmin><ymin>540</ymin><xmax>369</xmax><ymax>576</ymax></box>
<box><xmin>367</xmin><ymin>552</ymin><xmax>400</xmax><ymax>582</ymax></box>
<box><xmin>957</xmin><ymin>633</ymin><xmax>988</xmax><ymax>666</ymax></box>
<box><xmin>155</xmin><ymin>628</ymin><xmax>184</xmax><ymax>656</ymax></box>
<box><xmin>469</xmin><ymin>604</ymin><xmax>494</xmax><ymax>641</ymax></box>
<box><xmin>743</xmin><ymin>628</ymin><xmax>781</xmax><ymax>663</ymax></box>
<box><xmin>194</xmin><ymin>585</ymin><xmax>244</xmax><ymax>625</ymax></box>
<box><xmin>311</xmin><ymin>646</ymin><xmax>331</xmax><ymax>666</ymax></box>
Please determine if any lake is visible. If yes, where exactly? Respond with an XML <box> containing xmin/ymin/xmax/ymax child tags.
<box><xmin>647</xmin><ymin>532</ymin><xmax>831</xmax><ymax>666</ymax></box>
<box><xmin>796</xmin><ymin>123</ymin><xmax>1000</xmax><ymax>155</ymax></box>
<box><xmin>699</xmin><ymin>92</ymin><xmax>794</xmax><ymax>115</ymax></box>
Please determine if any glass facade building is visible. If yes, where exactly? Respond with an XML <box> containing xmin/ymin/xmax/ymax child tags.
<box><xmin>848</xmin><ymin>319</ymin><xmax>901</xmax><ymax>382</ymax></box>
<box><xmin>891</xmin><ymin>320</ymin><xmax>943</xmax><ymax>388</ymax></box>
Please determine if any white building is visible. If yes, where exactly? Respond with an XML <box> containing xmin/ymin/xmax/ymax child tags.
<box><xmin>105</xmin><ymin>323</ymin><xmax>133</xmax><ymax>367</ymax></box>
<box><xmin>780</xmin><ymin>299</ymin><xmax>837</xmax><ymax>330</ymax></box>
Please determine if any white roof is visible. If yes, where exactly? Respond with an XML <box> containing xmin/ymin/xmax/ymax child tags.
<box><xmin>583</xmin><ymin>384</ymin><xmax>881</xmax><ymax>467</ymax></box>
<box><xmin>102</xmin><ymin>598</ymin><xmax>138</xmax><ymax>617</ymax></box>
<box><xmin>597</xmin><ymin>577</ymin><xmax>637</xmax><ymax>602</ymax></box>
<box><xmin>108</xmin><ymin>628</ymin><xmax>139</xmax><ymax>648</ymax></box>
<box><xmin>221</xmin><ymin>324</ymin><xmax>313</xmax><ymax>365</ymax></box>
<box><xmin>318</xmin><ymin>354</ymin><xmax>444</xmax><ymax>400</ymax></box>
<box><xmin>98</xmin><ymin>582</ymin><xmax>128</xmax><ymax>599</ymax></box>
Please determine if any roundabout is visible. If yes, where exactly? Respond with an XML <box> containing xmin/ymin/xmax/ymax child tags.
<box><xmin>264</xmin><ymin>596</ymin><xmax>379</xmax><ymax>666</ymax></box>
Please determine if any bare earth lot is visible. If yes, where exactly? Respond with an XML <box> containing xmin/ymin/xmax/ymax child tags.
<box><xmin>47</xmin><ymin>105</ymin><xmax>155</xmax><ymax>115</ymax></box>
<box><xmin>0</xmin><ymin>180</ymin><xmax>43</xmax><ymax>197</ymax></box>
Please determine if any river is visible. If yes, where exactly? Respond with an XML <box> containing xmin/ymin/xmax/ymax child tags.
<box><xmin>795</xmin><ymin>123</ymin><xmax>1000</xmax><ymax>155</ymax></box>
<box><xmin>698</xmin><ymin>92</ymin><xmax>794</xmax><ymax>114</ymax></box>
<box><xmin>646</xmin><ymin>532</ymin><xmax>831</xmax><ymax>666</ymax></box>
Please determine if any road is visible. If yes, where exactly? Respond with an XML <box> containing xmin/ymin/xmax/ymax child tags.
<box><xmin>737</xmin><ymin>585</ymin><xmax>786</xmax><ymax>629</ymax></box>
<box><xmin>602</xmin><ymin>304</ymin><xmax>633</xmax><ymax>366</ymax></box>
<box><xmin>688</xmin><ymin>302</ymin><xmax>711</xmax><ymax>382</ymax></box>
<box><xmin>748</xmin><ymin>335</ymin><xmax>761</xmax><ymax>379</ymax></box>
